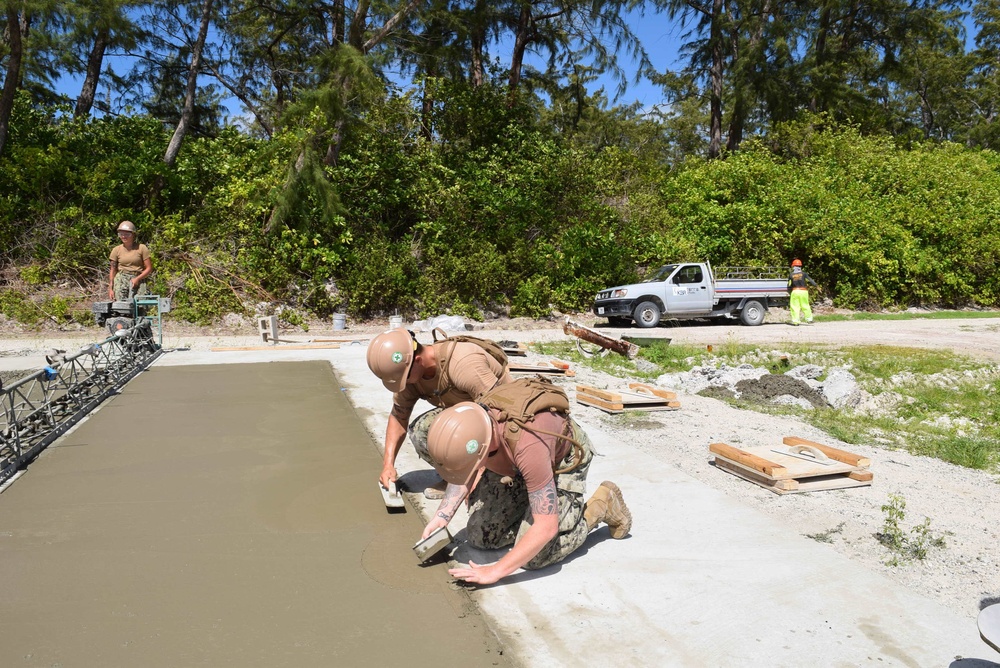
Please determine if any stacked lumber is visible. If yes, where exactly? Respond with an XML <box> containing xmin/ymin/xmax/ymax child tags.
<box><xmin>709</xmin><ymin>436</ymin><xmax>873</xmax><ymax>495</ymax></box>
<box><xmin>575</xmin><ymin>382</ymin><xmax>680</xmax><ymax>413</ymax></box>
<box><xmin>509</xmin><ymin>360</ymin><xmax>575</xmax><ymax>377</ymax></box>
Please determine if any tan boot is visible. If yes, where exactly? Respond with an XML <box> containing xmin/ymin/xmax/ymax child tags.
<box><xmin>584</xmin><ymin>481</ymin><xmax>632</xmax><ymax>539</ymax></box>
<box><xmin>423</xmin><ymin>478</ymin><xmax>447</xmax><ymax>500</ymax></box>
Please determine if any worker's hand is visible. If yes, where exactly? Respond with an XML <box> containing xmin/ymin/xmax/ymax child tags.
<box><xmin>421</xmin><ymin>516</ymin><xmax>448</xmax><ymax>541</ymax></box>
<box><xmin>130</xmin><ymin>278</ymin><xmax>138</xmax><ymax>289</ymax></box>
<box><xmin>449</xmin><ymin>561</ymin><xmax>501</xmax><ymax>586</ymax></box>
<box><xmin>379</xmin><ymin>465</ymin><xmax>398</xmax><ymax>490</ymax></box>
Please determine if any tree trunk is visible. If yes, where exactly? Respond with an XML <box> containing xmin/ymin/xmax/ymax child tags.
<box><xmin>708</xmin><ymin>0</ymin><xmax>724</xmax><ymax>159</ymax></box>
<box><xmin>75</xmin><ymin>26</ymin><xmax>110</xmax><ymax>118</ymax></box>
<box><xmin>508</xmin><ymin>2</ymin><xmax>532</xmax><ymax>92</ymax></box>
<box><xmin>469</xmin><ymin>0</ymin><xmax>487</xmax><ymax>86</ymax></box>
<box><xmin>0</xmin><ymin>6</ymin><xmax>24</xmax><ymax>157</ymax></box>
<box><xmin>163</xmin><ymin>0</ymin><xmax>214</xmax><ymax>167</ymax></box>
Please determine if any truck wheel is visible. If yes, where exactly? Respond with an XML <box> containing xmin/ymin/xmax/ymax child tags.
<box><xmin>632</xmin><ymin>301</ymin><xmax>661</xmax><ymax>328</ymax></box>
<box><xmin>739</xmin><ymin>300</ymin><xmax>766</xmax><ymax>326</ymax></box>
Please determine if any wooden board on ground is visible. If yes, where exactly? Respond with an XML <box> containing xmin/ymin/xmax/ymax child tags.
<box><xmin>499</xmin><ymin>342</ymin><xmax>528</xmax><ymax>357</ymax></box>
<box><xmin>509</xmin><ymin>362</ymin><xmax>574</xmax><ymax>377</ymax></box>
<box><xmin>709</xmin><ymin>439</ymin><xmax>873</xmax><ymax>495</ymax></box>
<box><xmin>575</xmin><ymin>383</ymin><xmax>680</xmax><ymax>413</ymax></box>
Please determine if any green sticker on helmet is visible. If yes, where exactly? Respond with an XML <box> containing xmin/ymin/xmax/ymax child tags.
<box><xmin>466</xmin><ymin>440</ymin><xmax>479</xmax><ymax>455</ymax></box>
<box><xmin>392</xmin><ymin>352</ymin><xmax>403</xmax><ymax>363</ymax></box>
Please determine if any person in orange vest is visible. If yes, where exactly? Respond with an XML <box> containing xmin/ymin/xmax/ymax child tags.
<box><xmin>787</xmin><ymin>259</ymin><xmax>819</xmax><ymax>325</ymax></box>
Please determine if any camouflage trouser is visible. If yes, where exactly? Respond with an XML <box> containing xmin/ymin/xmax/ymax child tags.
<box><xmin>465</xmin><ymin>418</ymin><xmax>595</xmax><ymax>571</ymax></box>
<box><xmin>407</xmin><ymin>408</ymin><xmax>442</xmax><ymax>465</ymax></box>
<box><xmin>410</xmin><ymin>409</ymin><xmax>596</xmax><ymax>570</ymax></box>
<box><xmin>112</xmin><ymin>272</ymin><xmax>149</xmax><ymax>302</ymax></box>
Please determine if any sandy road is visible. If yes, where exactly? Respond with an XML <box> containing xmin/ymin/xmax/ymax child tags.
<box><xmin>586</xmin><ymin>314</ymin><xmax>1000</xmax><ymax>361</ymax></box>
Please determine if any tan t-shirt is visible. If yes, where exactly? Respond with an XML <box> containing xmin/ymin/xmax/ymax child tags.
<box><xmin>484</xmin><ymin>410</ymin><xmax>569</xmax><ymax>494</ymax></box>
<box><xmin>110</xmin><ymin>243</ymin><xmax>150</xmax><ymax>273</ymax></box>
<box><xmin>390</xmin><ymin>341</ymin><xmax>511</xmax><ymax>420</ymax></box>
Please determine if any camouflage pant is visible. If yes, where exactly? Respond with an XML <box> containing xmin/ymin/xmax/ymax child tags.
<box><xmin>112</xmin><ymin>272</ymin><xmax>149</xmax><ymax>302</ymax></box>
<box><xmin>410</xmin><ymin>409</ymin><xmax>595</xmax><ymax>569</ymax></box>
<box><xmin>407</xmin><ymin>408</ymin><xmax>442</xmax><ymax>465</ymax></box>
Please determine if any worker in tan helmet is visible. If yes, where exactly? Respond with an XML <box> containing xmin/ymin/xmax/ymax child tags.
<box><xmin>420</xmin><ymin>379</ymin><xmax>632</xmax><ymax>586</ymax></box>
<box><xmin>366</xmin><ymin>327</ymin><xmax>513</xmax><ymax>499</ymax></box>
<box><xmin>108</xmin><ymin>221</ymin><xmax>152</xmax><ymax>301</ymax></box>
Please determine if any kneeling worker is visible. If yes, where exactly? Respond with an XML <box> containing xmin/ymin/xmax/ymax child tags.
<box><xmin>366</xmin><ymin>328</ymin><xmax>512</xmax><ymax>496</ymax></box>
<box><xmin>421</xmin><ymin>378</ymin><xmax>632</xmax><ymax>585</ymax></box>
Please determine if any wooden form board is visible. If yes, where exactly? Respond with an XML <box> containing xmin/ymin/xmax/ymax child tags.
<box><xmin>575</xmin><ymin>383</ymin><xmax>680</xmax><ymax>413</ymax></box>
<box><xmin>709</xmin><ymin>438</ymin><xmax>872</xmax><ymax>495</ymax></box>
<box><xmin>501</xmin><ymin>343</ymin><xmax>528</xmax><ymax>357</ymax></box>
<box><xmin>509</xmin><ymin>361</ymin><xmax>574</xmax><ymax>377</ymax></box>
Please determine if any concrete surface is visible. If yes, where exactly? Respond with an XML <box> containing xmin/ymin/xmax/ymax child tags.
<box><xmin>0</xmin><ymin>359</ymin><xmax>506</xmax><ymax>667</ymax></box>
<box><xmin>4</xmin><ymin>332</ymin><xmax>1000</xmax><ymax>667</ymax></box>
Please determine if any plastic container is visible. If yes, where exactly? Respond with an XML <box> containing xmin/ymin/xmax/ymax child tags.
<box><xmin>332</xmin><ymin>313</ymin><xmax>347</xmax><ymax>330</ymax></box>
<box><xmin>388</xmin><ymin>315</ymin><xmax>403</xmax><ymax>329</ymax></box>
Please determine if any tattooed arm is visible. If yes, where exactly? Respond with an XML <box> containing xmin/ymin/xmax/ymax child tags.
<box><xmin>449</xmin><ymin>478</ymin><xmax>559</xmax><ymax>585</ymax></box>
<box><xmin>420</xmin><ymin>483</ymin><xmax>469</xmax><ymax>539</ymax></box>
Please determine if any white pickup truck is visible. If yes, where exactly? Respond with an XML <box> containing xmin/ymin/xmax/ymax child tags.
<box><xmin>592</xmin><ymin>262</ymin><xmax>789</xmax><ymax>328</ymax></box>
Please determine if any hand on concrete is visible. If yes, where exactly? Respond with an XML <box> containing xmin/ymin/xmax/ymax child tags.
<box><xmin>379</xmin><ymin>465</ymin><xmax>398</xmax><ymax>490</ymax></box>
<box><xmin>448</xmin><ymin>561</ymin><xmax>500</xmax><ymax>586</ymax></box>
<box><xmin>421</xmin><ymin>516</ymin><xmax>448</xmax><ymax>541</ymax></box>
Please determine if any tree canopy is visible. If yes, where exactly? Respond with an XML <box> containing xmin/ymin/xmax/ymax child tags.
<box><xmin>1</xmin><ymin>1</ymin><xmax>999</xmax><ymax>325</ymax></box>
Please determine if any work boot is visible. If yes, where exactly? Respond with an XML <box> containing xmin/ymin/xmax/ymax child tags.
<box><xmin>584</xmin><ymin>481</ymin><xmax>632</xmax><ymax>539</ymax></box>
<box><xmin>424</xmin><ymin>478</ymin><xmax>447</xmax><ymax>500</ymax></box>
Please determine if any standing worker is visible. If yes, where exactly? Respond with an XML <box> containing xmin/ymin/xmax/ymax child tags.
<box><xmin>419</xmin><ymin>378</ymin><xmax>631</xmax><ymax>585</ymax></box>
<box><xmin>366</xmin><ymin>328</ymin><xmax>512</xmax><ymax>498</ymax></box>
<box><xmin>108</xmin><ymin>221</ymin><xmax>152</xmax><ymax>301</ymax></box>
<box><xmin>787</xmin><ymin>258</ymin><xmax>818</xmax><ymax>326</ymax></box>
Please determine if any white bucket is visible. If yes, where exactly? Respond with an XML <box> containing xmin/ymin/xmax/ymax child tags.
<box><xmin>332</xmin><ymin>313</ymin><xmax>347</xmax><ymax>330</ymax></box>
<box><xmin>388</xmin><ymin>315</ymin><xmax>403</xmax><ymax>329</ymax></box>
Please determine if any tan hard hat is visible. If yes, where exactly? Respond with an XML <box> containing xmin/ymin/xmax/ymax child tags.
<box><xmin>427</xmin><ymin>402</ymin><xmax>493</xmax><ymax>485</ymax></box>
<box><xmin>366</xmin><ymin>328</ymin><xmax>417</xmax><ymax>392</ymax></box>
<box><xmin>117</xmin><ymin>220</ymin><xmax>136</xmax><ymax>233</ymax></box>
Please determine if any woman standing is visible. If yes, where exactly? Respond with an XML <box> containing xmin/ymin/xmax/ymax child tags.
<box><xmin>108</xmin><ymin>220</ymin><xmax>152</xmax><ymax>301</ymax></box>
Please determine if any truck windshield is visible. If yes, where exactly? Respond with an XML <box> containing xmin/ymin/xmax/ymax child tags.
<box><xmin>641</xmin><ymin>265</ymin><xmax>677</xmax><ymax>283</ymax></box>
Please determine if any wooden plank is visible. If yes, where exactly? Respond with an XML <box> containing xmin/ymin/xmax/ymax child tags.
<box><xmin>709</xmin><ymin>442</ymin><xmax>787</xmax><ymax>478</ymax></box>
<box><xmin>576</xmin><ymin>394</ymin><xmax>625</xmax><ymax>412</ymax></box>
<box><xmin>575</xmin><ymin>384</ymin><xmax>622</xmax><ymax>402</ymax></box>
<box><xmin>627</xmin><ymin>383</ymin><xmax>677</xmax><ymax>400</ymax></box>
<box><xmin>714</xmin><ymin>459</ymin><xmax>798</xmax><ymax>492</ymax></box>
<box><xmin>211</xmin><ymin>344</ymin><xmax>341</xmax><ymax>352</ymax></box>
<box><xmin>509</xmin><ymin>363</ymin><xmax>570</xmax><ymax>376</ymax></box>
<box><xmin>576</xmin><ymin>385</ymin><xmax>680</xmax><ymax>413</ymax></box>
<box><xmin>782</xmin><ymin>436</ymin><xmax>871</xmax><ymax>468</ymax></box>
<box><xmin>714</xmin><ymin>458</ymin><xmax>872</xmax><ymax>495</ymax></box>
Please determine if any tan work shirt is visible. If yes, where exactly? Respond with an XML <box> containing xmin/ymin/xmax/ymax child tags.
<box><xmin>484</xmin><ymin>410</ymin><xmax>570</xmax><ymax>493</ymax></box>
<box><xmin>391</xmin><ymin>341</ymin><xmax>511</xmax><ymax>420</ymax></box>
<box><xmin>110</xmin><ymin>243</ymin><xmax>150</xmax><ymax>273</ymax></box>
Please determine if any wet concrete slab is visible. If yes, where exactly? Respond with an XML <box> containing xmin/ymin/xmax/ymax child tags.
<box><xmin>0</xmin><ymin>361</ymin><xmax>508</xmax><ymax>667</ymax></box>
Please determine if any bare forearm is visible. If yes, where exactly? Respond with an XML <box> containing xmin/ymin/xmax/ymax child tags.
<box><xmin>490</xmin><ymin>516</ymin><xmax>557</xmax><ymax>578</ymax></box>
<box><xmin>434</xmin><ymin>484</ymin><xmax>468</xmax><ymax>524</ymax></box>
<box><xmin>383</xmin><ymin>414</ymin><xmax>408</xmax><ymax>466</ymax></box>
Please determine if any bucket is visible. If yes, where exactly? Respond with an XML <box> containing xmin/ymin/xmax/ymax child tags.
<box><xmin>388</xmin><ymin>315</ymin><xmax>403</xmax><ymax>329</ymax></box>
<box><xmin>332</xmin><ymin>313</ymin><xmax>347</xmax><ymax>330</ymax></box>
